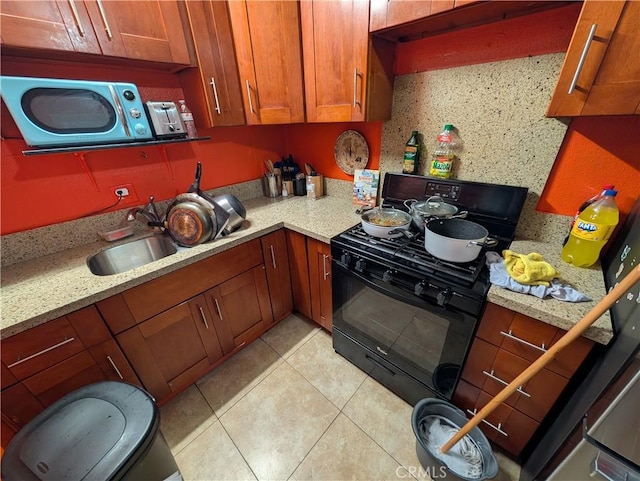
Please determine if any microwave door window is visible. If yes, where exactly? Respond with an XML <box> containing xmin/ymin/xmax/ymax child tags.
<box><xmin>21</xmin><ymin>88</ymin><xmax>116</xmax><ymax>133</ymax></box>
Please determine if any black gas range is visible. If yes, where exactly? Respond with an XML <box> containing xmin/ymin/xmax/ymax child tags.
<box><xmin>331</xmin><ymin>173</ymin><xmax>528</xmax><ymax>405</ymax></box>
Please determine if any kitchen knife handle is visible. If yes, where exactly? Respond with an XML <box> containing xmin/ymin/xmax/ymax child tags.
<box><xmin>269</xmin><ymin>245</ymin><xmax>276</xmax><ymax>269</ymax></box>
<box><xmin>68</xmin><ymin>0</ymin><xmax>86</xmax><ymax>36</ymax></box>
<box><xmin>246</xmin><ymin>80</ymin><xmax>255</xmax><ymax>114</ymax></box>
<box><xmin>568</xmin><ymin>23</ymin><xmax>598</xmax><ymax>94</ymax></box>
<box><xmin>106</xmin><ymin>355</ymin><xmax>124</xmax><ymax>380</ymax></box>
<box><xmin>199</xmin><ymin>306</ymin><xmax>210</xmax><ymax>329</ymax></box>
<box><xmin>210</xmin><ymin>77</ymin><xmax>221</xmax><ymax>114</ymax></box>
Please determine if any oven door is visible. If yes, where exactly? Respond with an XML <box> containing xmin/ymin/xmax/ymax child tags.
<box><xmin>332</xmin><ymin>261</ymin><xmax>477</xmax><ymax>401</ymax></box>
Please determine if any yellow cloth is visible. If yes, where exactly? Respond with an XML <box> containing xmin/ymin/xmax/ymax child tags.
<box><xmin>503</xmin><ymin>250</ymin><xmax>560</xmax><ymax>287</ymax></box>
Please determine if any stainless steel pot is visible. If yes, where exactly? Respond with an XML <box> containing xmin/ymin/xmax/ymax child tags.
<box><xmin>424</xmin><ymin>218</ymin><xmax>497</xmax><ymax>262</ymax></box>
<box><xmin>212</xmin><ymin>194</ymin><xmax>246</xmax><ymax>234</ymax></box>
<box><xmin>360</xmin><ymin>207</ymin><xmax>411</xmax><ymax>238</ymax></box>
<box><xmin>404</xmin><ymin>196</ymin><xmax>466</xmax><ymax>233</ymax></box>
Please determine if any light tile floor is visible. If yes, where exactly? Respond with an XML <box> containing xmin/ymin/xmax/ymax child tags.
<box><xmin>160</xmin><ymin>314</ymin><xmax>521</xmax><ymax>481</ymax></box>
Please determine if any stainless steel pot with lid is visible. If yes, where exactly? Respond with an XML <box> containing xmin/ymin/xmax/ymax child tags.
<box><xmin>404</xmin><ymin>196</ymin><xmax>467</xmax><ymax>233</ymax></box>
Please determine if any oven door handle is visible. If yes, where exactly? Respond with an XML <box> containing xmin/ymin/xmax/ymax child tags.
<box><xmin>334</xmin><ymin>261</ymin><xmax>458</xmax><ymax>316</ymax></box>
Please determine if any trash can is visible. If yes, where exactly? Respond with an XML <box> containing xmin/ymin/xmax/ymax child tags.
<box><xmin>1</xmin><ymin>381</ymin><xmax>182</xmax><ymax>481</ymax></box>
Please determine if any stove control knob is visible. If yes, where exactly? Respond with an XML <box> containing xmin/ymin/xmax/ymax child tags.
<box><xmin>414</xmin><ymin>281</ymin><xmax>427</xmax><ymax>296</ymax></box>
<box><xmin>436</xmin><ymin>288</ymin><xmax>453</xmax><ymax>307</ymax></box>
<box><xmin>340</xmin><ymin>252</ymin><xmax>352</xmax><ymax>266</ymax></box>
<box><xmin>355</xmin><ymin>258</ymin><xmax>366</xmax><ymax>273</ymax></box>
<box><xmin>383</xmin><ymin>269</ymin><xmax>394</xmax><ymax>282</ymax></box>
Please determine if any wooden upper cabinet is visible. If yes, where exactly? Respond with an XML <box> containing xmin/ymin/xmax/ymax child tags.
<box><xmin>1</xmin><ymin>0</ymin><xmax>191</xmax><ymax>65</ymax></box>
<box><xmin>301</xmin><ymin>0</ymin><xmax>394</xmax><ymax>122</ymax></box>
<box><xmin>180</xmin><ymin>1</ymin><xmax>245</xmax><ymax>128</ymax></box>
<box><xmin>0</xmin><ymin>0</ymin><xmax>101</xmax><ymax>53</ymax></box>
<box><xmin>301</xmin><ymin>0</ymin><xmax>368</xmax><ymax>122</ymax></box>
<box><xmin>547</xmin><ymin>0</ymin><xmax>640</xmax><ymax>116</ymax></box>
<box><xmin>228</xmin><ymin>0</ymin><xmax>305</xmax><ymax>125</ymax></box>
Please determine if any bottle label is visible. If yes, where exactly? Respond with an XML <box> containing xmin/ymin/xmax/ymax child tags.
<box><xmin>403</xmin><ymin>146</ymin><xmax>418</xmax><ymax>173</ymax></box>
<box><xmin>429</xmin><ymin>156</ymin><xmax>453</xmax><ymax>178</ymax></box>
<box><xmin>180</xmin><ymin>112</ymin><xmax>194</xmax><ymax>121</ymax></box>
<box><xmin>570</xmin><ymin>220</ymin><xmax>615</xmax><ymax>241</ymax></box>
<box><xmin>437</xmin><ymin>133</ymin><xmax>453</xmax><ymax>143</ymax></box>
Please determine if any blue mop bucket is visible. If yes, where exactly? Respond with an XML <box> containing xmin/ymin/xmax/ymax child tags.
<box><xmin>411</xmin><ymin>398</ymin><xmax>498</xmax><ymax>481</ymax></box>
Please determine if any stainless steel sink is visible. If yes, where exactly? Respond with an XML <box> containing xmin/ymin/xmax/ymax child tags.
<box><xmin>87</xmin><ymin>235</ymin><xmax>178</xmax><ymax>276</ymax></box>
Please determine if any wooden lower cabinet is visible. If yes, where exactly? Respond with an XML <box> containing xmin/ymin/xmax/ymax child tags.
<box><xmin>307</xmin><ymin>237</ymin><xmax>333</xmax><ymax>331</ymax></box>
<box><xmin>286</xmin><ymin>230</ymin><xmax>313</xmax><ymax>319</ymax></box>
<box><xmin>261</xmin><ymin>230</ymin><xmax>293</xmax><ymax>323</ymax></box>
<box><xmin>454</xmin><ymin>302</ymin><xmax>595</xmax><ymax>457</ymax></box>
<box><xmin>204</xmin><ymin>266</ymin><xmax>274</xmax><ymax>354</ymax></box>
<box><xmin>116</xmin><ymin>294</ymin><xmax>223</xmax><ymax>401</ymax></box>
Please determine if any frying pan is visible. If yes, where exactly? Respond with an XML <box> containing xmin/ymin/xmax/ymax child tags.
<box><xmin>440</xmin><ymin>264</ymin><xmax>640</xmax><ymax>454</ymax></box>
<box><xmin>164</xmin><ymin>195</ymin><xmax>216</xmax><ymax>247</ymax></box>
<box><xmin>187</xmin><ymin>161</ymin><xmax>230</xmax><ymax>237</ymax></box>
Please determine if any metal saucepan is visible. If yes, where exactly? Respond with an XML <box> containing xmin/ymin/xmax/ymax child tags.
<box><xmin>404</xmin><ymin>196</ymin><xmax>467</xmax><ymax>233</ymax></box>
<box><xmin>212</xmin><ymin>194</ymin><xmax>246</xmax><ymax>234</ymax></box>
<box><xmin>360</xmin><ymin>207</ymin><xmax>412</xmax><ymax>238</ymax></box>
<box><xmin>164</xmin><ymin>194</ymin><xmax>216</xmax><ymax>247</ymax></box>
<box><xmin>424</xmin><ymin>218</ymin><xmax>498</xmax><ymax>263</ymax></box>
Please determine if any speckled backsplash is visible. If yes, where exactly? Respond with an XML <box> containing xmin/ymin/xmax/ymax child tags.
<box><xmin>379</xmin><ymin>53</ymin><xmax>572</xmax><ymax>243</ymax></box>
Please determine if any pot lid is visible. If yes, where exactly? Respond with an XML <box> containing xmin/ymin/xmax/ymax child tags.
<box><xmin>413</xmin><ymin>196</ymin><xmax>458</xmax><ymax>216</ymax></box>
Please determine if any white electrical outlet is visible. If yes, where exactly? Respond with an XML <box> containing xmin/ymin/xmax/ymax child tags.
<box><xmin>115</xmin><ymin>187</ymin><xmax>130</xmax><ymax>197</ymax></box>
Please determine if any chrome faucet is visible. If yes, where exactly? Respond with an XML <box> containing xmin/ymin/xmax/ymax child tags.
<box><xmin>126</xmin><ymin>195</ymin><xmax>162</xmax><ymax>226</ymax></box>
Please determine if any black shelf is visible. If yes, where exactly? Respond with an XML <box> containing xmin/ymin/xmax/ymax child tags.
<box><xmin>21</xmin><ymin>136</ymin><xmax>211</xmax><ymax>156</ymax></box>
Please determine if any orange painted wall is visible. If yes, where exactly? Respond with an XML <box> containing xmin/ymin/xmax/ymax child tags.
<box><xmin>394</xmin><ymin>3</ymin><xmax>640</xmax><ymax>217</ymax></box>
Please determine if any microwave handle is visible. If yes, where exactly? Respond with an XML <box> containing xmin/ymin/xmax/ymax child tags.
<box><xmin>108</xmin><ymin>85</ymin><xmax>131</xmax><ymax>138</ymax></box>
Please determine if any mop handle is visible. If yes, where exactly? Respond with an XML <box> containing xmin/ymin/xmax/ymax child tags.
<box><xmin>440</xmin><ymin>264</ymin><xmax>640</xmax><ymax>454</ymax></box>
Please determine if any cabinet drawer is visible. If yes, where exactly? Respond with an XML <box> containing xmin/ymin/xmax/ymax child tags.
<box><xmin>461</xmin><ymin>338</ymin><xmax>568</xmax><ymax>422</ymax></box>
<box><xmin>111</xmin><ymin>240</ymin><xmax>264</xmax><ymax>324</ymax></box>
<box><xmin>453</xmin><ymin>379</ymin><xmax>539</xmax><ymax>457</ymax></box>
<box><xmin>1</xmin><ymin>317</ymin><xmax>86</xmax><ymax>381</ymax></box>
<box><xmin>477</xmin><ymin>303</ymin><xmax>594</xmax><ymax>378</ymax></box>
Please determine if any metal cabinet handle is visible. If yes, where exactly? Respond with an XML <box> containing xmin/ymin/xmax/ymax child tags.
<box><xmin>245</xmin><ymin>80</ymin><xmax>255</xmax><ymax>114</ymax></box>
<box><xmin>322</xmin><ymin>254</ymin><xmax>330</xmax><ymax>280</ymax></box>
<box><xmin>7</xmin><ymin>337</ymin><xmax>75</xmax><ymax>368</ymax></box>
<box><xmin>209</xmin><ymin>77</ymin><xmax>221</xmax><ymax>114</ymax></box>
<box><xmin>199</xmin><ymin>306</ymin><xmax>210</xmax><ymax>329</ymax></box>
<box><xmin>106</xmin><ymin>355</ymin><xmax>124</xmax><ymax>380</ymax></box>
<box><xmin>96</xmin><ymin>0</ymin><xmax>113</xmax><ymax>39</ymax></box>
<box><xmin>269</xmin><ymin>245</ymin><xmax>276</xmax><ymax>269</ymax></box>
<box><xmin>352</xmin><ymin>68</ymin><xmax>363</xmax><ymax>107</ymax></box>
<box><xmin>500</xmin><ymin>330</ymin><xmax>547</xmax><ymax>353</ymax></box>
<box><xmin>467</xmin><ymin>409</ymin><xmax>509</xmax><ymax>437</ymax></box>
<box><xmin>482</xmin><ymin>370</ymin><xmax>531</xmax><ymax>398</ymax></box>
<box><xmin>68</xmin><ymin>0</ymin><xmax>86</xmax><ymax>36</ymax></box>
<box><xmin>214</xmin><ymin>298</ymin><xmax>223</xmax><ymax>321</ymax></box>
<box><xmin>568</xmin><ymin>23</ymin><xmax>598</xmax><ymax>94</ymax></box>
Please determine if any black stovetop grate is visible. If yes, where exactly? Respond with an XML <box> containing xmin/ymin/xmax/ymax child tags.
<box><xmin>336</xmin><ymin>225</ymin><xmax>485</xmax><ymax>285</ymax></box>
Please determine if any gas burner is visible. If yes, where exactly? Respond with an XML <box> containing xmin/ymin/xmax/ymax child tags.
<box><xmin>336</xmin><ymin>225</ymin><xmax>485</xmax><ymax>286</ymax></box>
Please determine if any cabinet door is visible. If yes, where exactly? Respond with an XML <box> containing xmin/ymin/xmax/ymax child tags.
<box><xmin>180</xmin><ymin>0</ymin><xmax>245</xmax><ymax>127</ymax></box>
<box><xmin>205</xmin><ymin>266</ymin><xmax>274</xmax><ymax>354</ymax></box>
<box><xmin>116</xmin><ymin>295</ymin><xmax>222</xmax><ymax>401</ymax></box>
<box><xmin>301</xmin><ymin>0</ymin><xmax>369</xmax><ymax>122</ymax></box>
<box><xmin>1</xmin><ymin>383</ymin><xmax>45</xmax><ymax>445</ymax></box>
<box><xmin>0</xmin><ymin>0</ymin><xmax>101</xmax><ymax>53</ymax></box>
<box><xmin>88</xmin><ymin>338</ymin><xmax>141</xmax><ymax>386</ymax></box>
<box><xmin>286</xmin><ymin>230</ymin><xmax>312</xmax><ymax>319</ymax></box>
<box><xmin>547</xmin><ymin>0</ymin><xmax>640</xmax><ymax>116</ymax></box>
<box><xmin>228</xmin><ymin>0</ymin><xmax>305</xmax><ymax>124</ymax></box>
<box><xmin>307</xmin><ymin>238</ymin><xmax>332</xmax><ymax>331</ymax></box>
<box><xmin>83</xmin><ymin>0</ymin><xmax>191</xmax><ymax>64</ymax></box>
<box><xmin>261</xmin><ymin>230</ymin><xmax>293</xmax><ymax>323</ymax></box>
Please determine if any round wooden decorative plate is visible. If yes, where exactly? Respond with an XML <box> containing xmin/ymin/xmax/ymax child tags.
<box><xmin>334</xmin><ymin>130</ymin><xmax>369</xmax><ymax>175</ymax></box>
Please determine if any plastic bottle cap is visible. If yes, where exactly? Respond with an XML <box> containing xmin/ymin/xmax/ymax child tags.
<box><xmin>444</xmin><ymin>124</ymin><xmax>454</xmax><ymax>130</ymax></box>
<box><xmin>603</xmin><ymin>184</ymin><xmax>615</xmax><ymax>190</ymax></box>
<box><xmin>604</xmin><ymin>189</ymin><xmax>618</xmax><ymax>196</ymax></box>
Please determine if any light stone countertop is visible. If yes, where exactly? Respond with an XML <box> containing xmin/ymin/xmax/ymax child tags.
<box><xmin>1</xmin><ymin>195</ymin><xmax>612</xmax><ymax>344</ymax></box>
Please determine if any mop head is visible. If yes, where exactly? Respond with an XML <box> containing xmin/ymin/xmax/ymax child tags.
<box><xmin>420</xmin><ymin>415</ymin><xmax>483</xmax><ymax>479</ymax></box>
